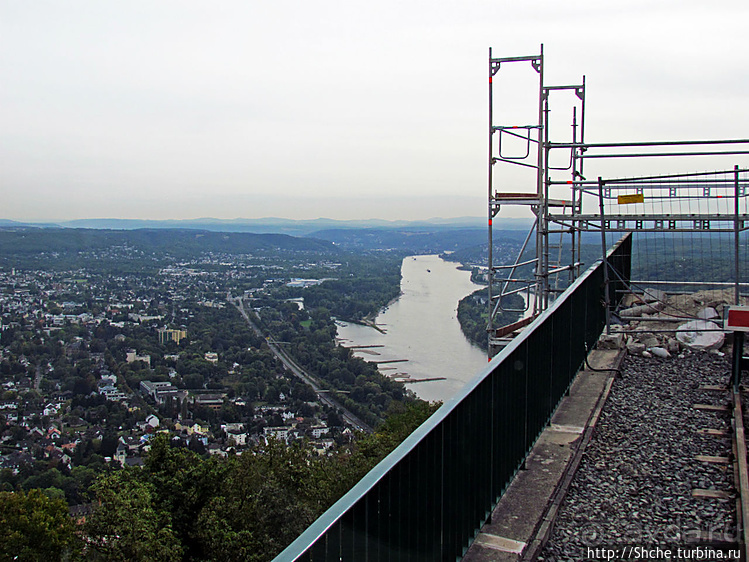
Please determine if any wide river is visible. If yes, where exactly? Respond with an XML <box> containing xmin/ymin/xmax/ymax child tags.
<box><xmin>336</xmin><ymin>255</ymin><xmax>489</xmax><ymax>403</ymax></box>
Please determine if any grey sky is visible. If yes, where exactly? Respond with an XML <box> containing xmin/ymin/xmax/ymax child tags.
<box><xmin>2</xmin><ymin>1</ymin><xmax>748</xmax><ymax>222</ymax></box>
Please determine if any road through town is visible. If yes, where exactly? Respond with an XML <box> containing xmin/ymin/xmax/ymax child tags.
<box><xmin>228</xmin><ymin>295</ymin><xmax>374</xmax><ymax>434</ymax></box>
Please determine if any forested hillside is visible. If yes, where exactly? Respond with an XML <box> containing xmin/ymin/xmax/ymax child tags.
<box><xmin>0</xmin><ymin>228</ymin><xmax>336</xmax><ymax>271</ymax></box>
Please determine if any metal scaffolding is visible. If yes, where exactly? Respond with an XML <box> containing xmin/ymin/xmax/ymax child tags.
<box><xmin>487</xmin><ymin>46</ymin><xmax>749</xmax><ymax>357</ymax></box>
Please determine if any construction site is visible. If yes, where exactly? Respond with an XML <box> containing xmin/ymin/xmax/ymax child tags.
<box><xmin>276</xmin><ymin>47</ymin><xmax>749</xmax><ymax>561</ymax></box>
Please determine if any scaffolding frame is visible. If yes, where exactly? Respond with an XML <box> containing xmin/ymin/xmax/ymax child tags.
<box><xmin>487</xmin><ymin>46</ymin><xmax>749</xmax><ymax>357</ymax></box>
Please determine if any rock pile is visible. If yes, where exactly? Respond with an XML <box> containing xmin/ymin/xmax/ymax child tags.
<box><xmin>599</xmin><ymin>288</ymin><xmax>741</xmax><ymax>358</ymax></box>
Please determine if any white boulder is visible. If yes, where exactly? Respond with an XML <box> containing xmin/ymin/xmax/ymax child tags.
<box><xmin>676</xmin><ymin>320</ymin><xmax>725</xmax><ymax>351</ymax></box>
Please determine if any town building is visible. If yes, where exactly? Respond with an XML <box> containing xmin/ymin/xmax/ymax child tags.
<box><xmin>158</xmin><ymin>327</ymin><xmax>187</xmax><ymax>345</ymax></box>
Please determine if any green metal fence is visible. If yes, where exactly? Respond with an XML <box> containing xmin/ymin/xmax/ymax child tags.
<box><xmin>274</xmin><ymin>234</ymin><xmax>632</xmax><ymax>562</ymax></box>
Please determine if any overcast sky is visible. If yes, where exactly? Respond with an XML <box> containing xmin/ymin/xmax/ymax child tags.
<box><xmin>2</xmin><ymin>1</ymin><xmax>749</xmax><ymax>222</ymax></box>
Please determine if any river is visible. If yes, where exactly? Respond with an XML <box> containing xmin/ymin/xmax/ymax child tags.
<box><xmin>336</xmin><ymin>255</ymin><xmax>489</xmax><ymax>403</ymax></box>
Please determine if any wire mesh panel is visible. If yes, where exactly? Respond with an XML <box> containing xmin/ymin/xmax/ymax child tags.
<box><xmin>594</xmin><ymin>170</ymin><xmax>747</xmax><ymax>225</ymax></box>
<box><xmin>273</xmin><ymin>236</ymin><xmax>631</xmax><ymax>562</ymax></box>
<box><xmin>578</xmin><ymin>169</ymin><xmax>749</xmax><ymax>297</ymax></box>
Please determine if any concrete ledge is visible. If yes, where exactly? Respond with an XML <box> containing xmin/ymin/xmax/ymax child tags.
<box><xmin>463</xmin><ymin>348</ymin><xmax>624</xmax><ymax>562</ymax></box>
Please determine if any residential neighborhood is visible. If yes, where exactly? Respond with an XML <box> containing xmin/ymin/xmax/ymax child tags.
<box><xmin>0</xmin><ymin>227</ymin><xmax>426</xmax><ymax>560</ymax></box>
<box><xmin>0</xmin><ymin>243</ymin><xmax>370</xmax><ymax>504</ymax></box>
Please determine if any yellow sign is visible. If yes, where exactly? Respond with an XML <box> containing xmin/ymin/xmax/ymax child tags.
<box><xmin>617</xmin><ymin>193</ymin><xmax>645</xmax><ymax>204</ymax></box>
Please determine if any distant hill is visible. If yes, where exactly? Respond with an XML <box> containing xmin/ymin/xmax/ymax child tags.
<box><xmin>29</xmin><ymin>216</ymin><xmax>534</xmax><ymax>235</ymax></box>
<box><xmin>309</xmin><ymin>227</ymin><xmax>492</xmax><ymax>253</ymax></box>
<box><xmin>0</xmin><ymin>220</ymin><xmax>540</xmax><ymax>270</ymax></box>
<box><xmin>0</xmin><ymin>228</ymin><xmax>336</xmax><ymax>259</ymax></box>
<box><xmin>0</xmin><ymin>219</ymin><xmax>61</xmax><ymax>228</ymax></box>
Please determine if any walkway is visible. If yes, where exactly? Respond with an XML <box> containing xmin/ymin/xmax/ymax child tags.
<box><xmin>464</xmin><ymin>345</ymin><xmax>739</xmax><ymax>561</ymax></box>
<box><xmin>463</xmin><ymin>347</ymin><xmax>623</xmax><ymax>561</ymax></box>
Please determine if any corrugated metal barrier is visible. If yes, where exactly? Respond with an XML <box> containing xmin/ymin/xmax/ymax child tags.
<box><xmin>274</xmin><ymin>234</ymin><xmax>632</xmax><ymax>561</ymax></box>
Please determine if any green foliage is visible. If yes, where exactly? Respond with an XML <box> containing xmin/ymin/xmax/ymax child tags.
<box><xmin>84</xmin><ymin>470</ymin><xmax>182</xmax><ymax>561</ymax></box>
<box><xmin>142</xmin><ymin>436</ymin><xmax>232</xmax><ymax>559</ymax></box>
<box><xmin>345</xmin><ymin>401</ymin><xmax>442</xmax><ymax>473</ymax></box>
<box><xmin>0</xmin><ymin>488</ymin><xmax>81</xmax><ymax>561</ymax></box>
<box><xmin>303</xmin><ymin>273</ymin><xmax>401</xmax><ymax>322</ymax></box>
<box><xmin>257</xmin><ymin>303</ymin><xmax>408</xmax><ymax>426</ymax></box>
<box><xmin>0</xmin><ymin>228</ymin><xmax>337</xmax><ymax>272</ymax></box>
<box><xmin>457</xmin><ymin>287</ymin><xmax>522</xmax><ymax>349</ymax></box>
<box><xmin>195</xmin><ymin>440</ymin><xmax>324</xmax><ymax>561</ymax></box>
<box><xmin>84</xmin><ymin>403</ymin><xmax>437</xmax><ymax>561</ymax></box>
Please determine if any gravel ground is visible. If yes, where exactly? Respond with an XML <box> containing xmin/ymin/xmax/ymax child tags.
<box><xmin>540</xmin><ymin>351</ymin><xmax>737</xmax><ymax>561</ymax></box>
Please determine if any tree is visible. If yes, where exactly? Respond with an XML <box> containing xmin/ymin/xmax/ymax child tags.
<box><xmin>192</xmin><ymin>439</ymin><xmax>325</xmax><ymax>561</ymax></box>
<box><xmin>0</xmin><ymin>489</ymin><xmax>81</xmax><ymax>561</ymax></box>
<box><xmin>141</xmin><ymin>434</ymin><xmax>232</xmax><ymax>560</ymax></box>
<box><xmin>84</xmin><ymin>470</ymin><xmax>182</xmax><ymax>561</ymax></box>
<box><xmin>292</xmin><ymin>382</ymin><xmax>316</xmax><ymax>402</ymax></box>
<box><xmin>183</xmin><ymin>373</ymin><xmax>205</xmax><ymax>389</ymax></box>
<box><xmin>327</xmin><ymin>410</ymin><xmax>344</xmax><ymax>427</ymax></box>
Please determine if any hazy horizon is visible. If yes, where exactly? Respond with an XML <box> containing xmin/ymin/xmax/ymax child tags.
<box><xmin>2</xmin><ymin>214</ymin><xmax>515</xmax><ymax>227</ymax></box>
<box><xmin>1</xmin><ymin>195</ymin><xmax>491</xmax><ymax>224</ymax></box>
<box><xmin>4</xmin><ymin>1</ymin><xmax>749</xmax><ymax>223</ymax></box>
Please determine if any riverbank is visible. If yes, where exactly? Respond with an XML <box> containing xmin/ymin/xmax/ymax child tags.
<box><xmin>357</xmin><ymin>293</ymin><xmax>403</xmax><ymax>333</ymax></box>
<box><xmin>337</xmin><ymin>254</ymin><xmax>488</xmax><ymax>403</ymax></box>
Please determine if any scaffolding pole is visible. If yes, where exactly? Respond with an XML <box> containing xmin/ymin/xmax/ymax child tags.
<box><xmin>487</xmin><ymin>47</ymin><xmax>749</xmax><ymax>357</ymax></box>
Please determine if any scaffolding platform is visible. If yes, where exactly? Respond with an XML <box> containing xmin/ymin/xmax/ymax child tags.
<box><xmin>486</xmin><ymin>45</ymin><xmax>749</xmax><ymax>357</ymax></box>
<box><xmin>494</xmin><ymin>192</ymin><xmax>573</xmax><ymax>207</ymax></box>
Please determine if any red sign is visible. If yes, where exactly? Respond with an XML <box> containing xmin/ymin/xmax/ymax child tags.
<box><xmin>726</xmin><ymin>306</ymin><xmax>749</xmax><ymax>332</ymax></box>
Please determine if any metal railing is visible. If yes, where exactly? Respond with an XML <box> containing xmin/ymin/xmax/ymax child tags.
<box><xmin>274</xmin><ymin>234</ymin><xmax>632</xmax><ymax>562</ymax></box>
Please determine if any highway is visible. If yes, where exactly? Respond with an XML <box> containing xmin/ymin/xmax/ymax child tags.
<box><xmin>228</xmin><ymin>295</ymin><xmax>374</xmax><ymax>434</ymax></box>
